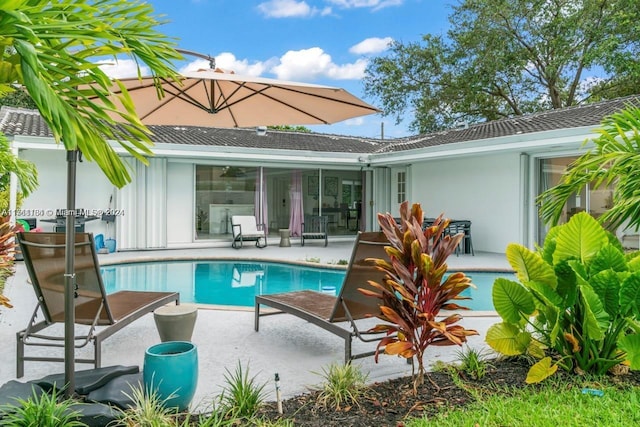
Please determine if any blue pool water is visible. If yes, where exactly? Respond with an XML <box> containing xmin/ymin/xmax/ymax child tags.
<box><xmin>100</xmin><ymin>260</ymin><xmax>513</xmax><ymax>311</ymax></box>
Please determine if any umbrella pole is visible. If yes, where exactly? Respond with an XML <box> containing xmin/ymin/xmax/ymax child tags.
<box><xmin>64</xmin><ymin>149</ymin><xmax>79</xmax><ymax>397</ymax></box>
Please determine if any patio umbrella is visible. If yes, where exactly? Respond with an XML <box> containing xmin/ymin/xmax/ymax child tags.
<box><xmin>60</xmin><ymin>52</ymin><xmax>380</xmax><ymax>393</ymax></box>
<box><xmin>91</xmin><ymin>68</ymin><xmax>380</xmax><ymax>128</ymax></box>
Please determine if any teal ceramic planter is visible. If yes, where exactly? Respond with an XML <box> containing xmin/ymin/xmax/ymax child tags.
<box><xmin>143</xmin><ymin>341</ymin><xmax>198</xmax><ymax>411</ymax></box>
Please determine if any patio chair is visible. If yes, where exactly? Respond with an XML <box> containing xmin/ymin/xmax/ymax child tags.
<box><xmin>231</xmin><ymin>215</ymin><xmax>267</xmax><ymax>249</ymax></box>
<box><xmin>446</xmin><ymin>220</ymin><xmax>474</xmax><ymax>256</ymax></box>
<box><xmin>15</xmin><ymin>232</ymin><xmax>180</xmax><ymax>378</ymax></box>
<box><xmin>255</xmin><ymin>231</ymin><xmax>390</xmax><ymax>362</ymax></box>
<box><xmin>301</xmin><ymin>215</ymin><xmax>328</xmax><ymax>247</ymax></box>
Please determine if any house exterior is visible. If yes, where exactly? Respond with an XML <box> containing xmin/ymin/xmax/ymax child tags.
<box><xmin>1</xmin><ymin>94</ymin><xmax>638</xmax><ymax>253</ymax></box>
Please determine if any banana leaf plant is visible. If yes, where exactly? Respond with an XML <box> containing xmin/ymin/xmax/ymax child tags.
<box><xmin>359</xmin><ymin>201</ymin><xmax>479</xmax><ymax>392</ymax></box>
<box><xmin>486</xmin><ymin>211</ymin><xmax>640</xmax><ymax>383</ymax></box>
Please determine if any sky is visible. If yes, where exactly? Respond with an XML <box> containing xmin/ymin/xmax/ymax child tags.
<box><xmin>103</xmin><ymin>0</ymin><xmax>453</xmax><ymax>139</ymax></box>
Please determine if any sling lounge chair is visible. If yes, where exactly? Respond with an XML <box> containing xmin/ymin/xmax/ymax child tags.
<box><xmin>255</xmin><ymin>231</ymin><xmax>390</xmax><ymax>362</ymax></box>
<box><xmin>16</xmin><ymin>232</ymin><xmax>180</xmax><ymax>377</ymax></box>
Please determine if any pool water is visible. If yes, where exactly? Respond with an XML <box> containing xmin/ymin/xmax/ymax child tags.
<box><xmin>100</xmin><ymin>260</ymin><xmax>513</xmax><ymax>311</ymax></box>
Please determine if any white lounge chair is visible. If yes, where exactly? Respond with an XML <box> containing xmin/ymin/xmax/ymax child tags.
<box><xmin>231</xmin><ymin>215</ymin><xmax>267</xmax><ymax>249</ymax></box>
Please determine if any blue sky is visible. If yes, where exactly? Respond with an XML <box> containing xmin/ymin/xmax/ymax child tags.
<box><xmin>105</xmin><ymin>0</ymin><xmax>453</xmax><ymax>139</ymax></box>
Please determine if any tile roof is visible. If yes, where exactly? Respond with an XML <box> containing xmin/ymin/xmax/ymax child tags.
<box><xmin>2</xmin><ymin>94</ymin><xmax>639</xmax><ymax>155</ymax></box>
<box><xmin>379</xmin><ymin>95</ymin><xmax>640</xmax><ymax>153</ymax></box>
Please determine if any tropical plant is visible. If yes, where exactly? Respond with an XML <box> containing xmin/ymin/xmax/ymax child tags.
<box><xmin>360</xmin><ymin>201</ymin><xmax>479</xmax><ymax>391</ymax></box>
<box><xmin>219</xmin><ymin>361</ymin><xmax>267</xmax><ymax>420</ymax></box>
<box><xmin>538</xmin><ymin>104</ymin><xmax>640</xmax><ymax>232</ymax></box>
<box><xmin>0</xmin><ymin>132</ymin><xmax>38</xmax><ymax>200</ymax></box>
<box><xmin>0</xmin><ymin>0</ymin><xmax>182</xmax><ymax>188</ymax></box>
<box><xmin>313</xmin><ymin>362</ymin><xmax>369</xmax><ymax>410</ymax></box>
<box><xmin>0</xmin><ymin>386</ymin><xmax>86</xmax><ymax>427</ymax></box>
<box><xmin>455</xmin><ymin>346</ymin><xmax>493</xmax><ymax>380</ymax></box>
<box><xmin>115</xmin><ymin>382</ymin><xmax>178</xmax><ymax>426</ymax></box>
<box><xmin>486</xmin><ymin>211</ymin><xmax>640</xmax><ymax>383</ymax></box>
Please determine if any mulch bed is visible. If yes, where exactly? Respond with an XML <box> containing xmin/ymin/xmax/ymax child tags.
<box><xmin>256</xmin><ymin>357</ymin><xmax>640</xmax><ymax>427</ymax></box>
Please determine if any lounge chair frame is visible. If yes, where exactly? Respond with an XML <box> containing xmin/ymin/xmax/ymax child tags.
<box><xmin>16</xmin><ymin>232</ymin><xmax>180</xmax><ymax>378</ymax></box>
<box><xmin>255</xmin><ymin>231</ymin><xmax>390</xmax><ymax>362</ymax></box>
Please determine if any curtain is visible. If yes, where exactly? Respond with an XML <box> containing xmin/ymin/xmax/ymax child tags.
<box><xmin>289</xmin><ymin>170</ymin><xmax>303</xmax><ymax>236</ymax></box>
<box><xmin>254</xmin><ymin>167</ymin><xmax>268</xmax><ymax>233</ymax></box>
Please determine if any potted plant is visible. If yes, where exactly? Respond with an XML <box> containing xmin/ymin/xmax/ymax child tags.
<box><xmin>486</xmin><ymin>211</ymin><xmax>640</xmax><ymax>383</ymax></box>
<box><xmin>360</xmin><ymin>201</ymin><xmax>479</xmax><ymax>392</ymax></box>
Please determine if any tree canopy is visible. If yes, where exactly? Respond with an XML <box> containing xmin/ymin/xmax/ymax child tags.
<box><xmin>364</xmin><ymin>0</ymin><xmax>640</xmax><ymax>134</ymax></box>
<box><xmin>0</xmin><ymin>0</ymin><xmax>183</xmax><ymax>188</ymax></box>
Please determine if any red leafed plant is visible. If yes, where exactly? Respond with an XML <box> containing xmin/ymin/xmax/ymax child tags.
<box><xmin>359</xmin><ymin>201</ymin><xmax>478</xmax><ymax>390</ymax></box>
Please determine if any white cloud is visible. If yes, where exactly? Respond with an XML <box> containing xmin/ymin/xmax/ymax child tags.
<box><xmin>349</xmin><ymin>37</ymin><xmax>393</xmax><ymax>55</ymax></box>
<box><xmin>180</xmin><ymin>53</ymin><xmax>275</xmax><ymax>76</ymax></box>
<box><xmin>327</xmin><ymin>0</ymin><xmax>403</xmax><ymax>11</ymax></box>
<box><xmin>257</xmin><ymin>0</ymin><xmax>330</xmax><ymax>18</ymax></box>
<box><xmin>270</xmin><ymin>47</ymin><xmax>367</xmax><ymax>81</ymax></box>
<box><xmin>98</xmin><ymin>59</ymin><xmax>149</xmax><ymax>79</ymax></box>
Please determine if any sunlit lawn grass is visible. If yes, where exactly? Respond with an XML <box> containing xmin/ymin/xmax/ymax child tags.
<box><xmin>407</xmin><ymin>380</ymin><xmax>640</xmax><ymax>427</ymax></box>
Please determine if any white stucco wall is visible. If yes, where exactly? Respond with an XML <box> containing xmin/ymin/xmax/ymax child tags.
<box><xmin>19</xmin><ymin>148</ymin><xmax>115</xmax><ymax>237</ymax></box>
<box><xmin>409</xmin><ymin>151</ymin><xmax>522</xmax><ymax>254</ymax></box>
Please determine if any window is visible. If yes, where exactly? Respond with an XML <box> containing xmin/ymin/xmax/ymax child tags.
<box><xmin>397</xmin><ymin>171</ymin><xmax>406</xmax><ymax>204</ymax></box>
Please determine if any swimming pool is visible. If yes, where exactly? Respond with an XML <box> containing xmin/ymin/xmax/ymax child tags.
<box><xmin>100</xmin><ymin>260</ymin><xmax>513</xmax><ymax>311</ymax></box>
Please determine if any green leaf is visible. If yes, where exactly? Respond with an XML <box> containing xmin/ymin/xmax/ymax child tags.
<box><xmin>619</xmin><ymin>334</ymin><xmax>640</xmax><ymax>370</ymax></box>
<box><xmin>590</xmin><ymin>270</ymin><xmax>622</xmax><ymax>317</ymax></box>
<box><xmin>506</xmin><ymin>244</ymin><xmax>557</xmax><ymax>289</ymax></box>
<box><xmin>492</xmin><ymin>278</ymin><xmax>535</xmax><ymax>323</ymax></box>
<box><xmin>589</xmin><ymin>245</ymin><xmax>628</xmax><ymax>276</ymax></box>
<box><xmin>554</xmin><ymin>261</ymin><xmax>577</xmax><ymax>306</ymax></box>
<box><xmin>528</xmin><ymin>281</ymin><xmax>563</xmax><ymax>308</ymax></box>
<box><xmin>579</xmin><ymin>285</ymin><xmax>608</xmax><ymax>341</ymax></box>
<box><xmin>485</xmin><ymin>322</ymin><xmax>530</xmax><ymax>356</ymax></box>
<box><xmin>525</xmin><ymin>357</ymin><xmax>558</xmax><ymax>384</ymax></box>
<box><xmin>619</xmin><ymin>272</ymin><xmax>640</xmax><ymax>317</ymax></box>
<box><xmin>553</xmin><ymin>212</ymin><xmax>608</xmax><ymax>264</ymax></box>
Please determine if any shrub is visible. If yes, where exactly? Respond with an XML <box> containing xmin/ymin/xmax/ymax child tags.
<box><xmin>486</xmin><ymin>212</ymin><xmax>640</xmax><ymax>383</ymax></box>
<box><xmin>361</xmin><ymin>201</ymin><xmax>479</xmax><ymax>391</ymax></box>
<box><xmin>219</xmin><ymin>361</ymin><xmax>267</xmax><ymax>420</ymax></box>
<box><xmin>0</xmin><ymin>387</ymin><xmax>86</xmax><ymax>427</ymax></box>
<box><xmin>313</xmin><ymin>362</ymin><xmax>369</xmax><ymax>410</ymax></box>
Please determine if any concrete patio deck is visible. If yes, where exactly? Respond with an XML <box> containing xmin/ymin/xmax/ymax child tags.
<box><xmin>0</xmin><ymin>236</ymin><xmax>510</xmax><ymax>413</ymax></box>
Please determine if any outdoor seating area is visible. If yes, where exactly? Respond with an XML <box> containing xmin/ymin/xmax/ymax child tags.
<box><xmin>15</xmin><ymin>232</ymin><xmax>179</xmax><ymax>378</ymax></box>
<box><xmin>393</xmin><ymin>217</ymin><xmax>474</xmax><ymax>255</ymax></box>
<box><xmin>0</xmin><ymin>235</ymin><xmax>505</xmax><ymax>415</ymax></box>
<box><xmin>255</xmin><ymin>231</ymin><xmax>390</xmax><ymax>362</ymax></box>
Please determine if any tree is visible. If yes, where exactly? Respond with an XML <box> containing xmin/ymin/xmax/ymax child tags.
<box><xmin>364</xmin><ymin>0</ymin><xmax>640</xmax><ymax>134</ymax></box>
<box><xmin>538</xmin><ymin>103</ymin><xmax>640</xmax><ymax>231</ymax></box>
<box><xmin>0</xmin><ymin>87</ymin><xmax>36</xmax><ymax>109</ymax></box>
<box><xmin>0</xmin><ymin>0</ymin><xmax>182</xmax><ymax>188</ymax></box>
<box><xmin>0</xmin><ymin>132</ymin><xmax>38</xmax><ymax>214</ymax></box>
<box><xmin>268</xmin><ymin>125</ymin><xmax>312</xmax><ymax>133</ymax></box>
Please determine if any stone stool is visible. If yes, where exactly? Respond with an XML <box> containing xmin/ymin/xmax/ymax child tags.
<box><xmin>153</xmin><ymin>303</ymin><xmax>198</xmax><ymax>342</ymax></box>
<box><xmin>279</xmin><ymin>229</ymin><xmax>291</xmax><ymax>247</ymax></box>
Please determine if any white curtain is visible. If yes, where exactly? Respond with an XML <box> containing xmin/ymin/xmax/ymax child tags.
<box><xmin>254</xmin><ymin>168</ymin><xmax>269</xmax><ymax>233</ymax></box>
<box><xmin>289</xmin><ymin>170</ymin><xmax>303</xmax><ymax>236</ymax></box>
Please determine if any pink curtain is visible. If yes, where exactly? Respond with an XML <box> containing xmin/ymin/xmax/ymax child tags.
<box><xmin>289</xmin><ymin>170</ymin><xmax>303</xmax><ymax>236</ymax></box>
<box><xmin>254</xmin><ymin>168</ymin><xmax>268</xmax><ymax>233</ymax></box>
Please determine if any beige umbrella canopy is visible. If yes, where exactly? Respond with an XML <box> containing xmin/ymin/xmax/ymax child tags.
<box><xmin>95</xmin><ymin>68</ymin><xmax>380</xmax><ymax>128</ymax></box>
